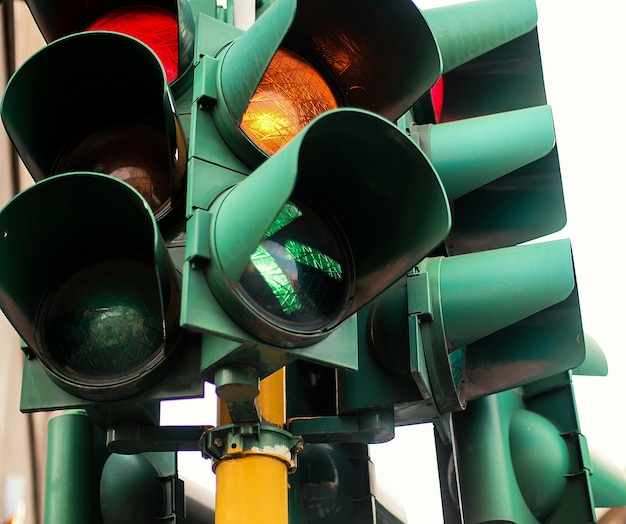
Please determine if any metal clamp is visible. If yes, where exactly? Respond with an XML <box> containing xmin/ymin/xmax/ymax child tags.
<box><xmin>202</xmin><ymin>423</ymin><xmax>303</xmax><ymax>473</ymax></box>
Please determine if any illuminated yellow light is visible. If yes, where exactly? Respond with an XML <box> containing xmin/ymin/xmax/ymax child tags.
<box><xmin>240</xmin><ymin>48</ymin><xmax>339</xmax><ymax>155</ymax></box>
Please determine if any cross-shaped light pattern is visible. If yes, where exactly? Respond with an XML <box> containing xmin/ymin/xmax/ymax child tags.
<box><xmin>250</xmin><ymin>201</ymin><xmax>343</xmax><ymax>315</ymax></box>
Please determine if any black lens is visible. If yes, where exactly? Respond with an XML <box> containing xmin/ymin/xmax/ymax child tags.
<box><xmin>56</xmin><ymin>122</ymin><xmax>171</xmax><ymax>218</ymax></box>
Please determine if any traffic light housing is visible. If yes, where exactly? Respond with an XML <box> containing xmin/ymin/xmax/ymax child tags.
<box><xmin>100</xmin><ymin>452</ymin><xmax>185</xmax><ymax>523</ymax></box>
<box><xmin>285</xmin><ymin>0</ymin><xmax>583</xmax><ymax>444</ymax></box>
<box><xmin>183</xmin><ymin>107</ymin><xmax>450</xmax><ymax>379</ymax></box>
<box><xmin>0</xmin><ymin>29</ymin><xmax>203</xmax><ymax>427</ymax></box>
<box><xmin>181</xmin><ymin>0</ymin><xmax>453</xmax><ymax>381</ymax></box>
<box><xmin>21</xmin><ymin>0</ymin><xmax>197</xmax><ymax>88</ymax></box>
<box><xmin>191</xmin><ymin>0</ymin><xmax>441</xmax><ymax>167</ymax></box>
<box><xmin>335</xmin><ymin>239</ymin><xmax>584</xmax><ymax>430</ymax></box>
<box><xmin>44</xmin><ymin>410</ymin><xmax>186</xmax><ymax>524</ymax></box>
<box><xmin>289</xmin><ymin>443</ymin><xmax>407</xmax><ymax>524</ymax></box>
<box><xmin>2</xmin><ymin>30</ymin><xmax>187</xmax><ymax>225</ymax></box>
<box><xmin>436</xmin><ymin>352</ymin><xmax>626</xmax><ymax>524</ymax></box>
<box><xmin>420</xmin><ymin>0</ymin><xmax>565</xmax><ymax>254</ymax></box>
<box><xmin>1</xmin><ymin>173</ymin><xmax>181</xmax><ymax>402</ymax></box>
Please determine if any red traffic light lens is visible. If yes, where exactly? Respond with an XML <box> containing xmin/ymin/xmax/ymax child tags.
<box><xmin>85</xmin><ymin>6</ymin><xmax>179</xmax><ymax>83</ymax></box>
<box><xmin>431</xmin><ymin>76</ymin><xmax>444</xmax><ymax>123</ymax></box>
<box><xmin>240</xmin><ymin>48</ymin><xmax>339</xmax><ymax>155</ymax></box>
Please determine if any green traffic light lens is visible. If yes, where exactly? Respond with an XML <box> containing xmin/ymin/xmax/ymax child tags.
<box><xmin>54</xmin><ymin>122</ymin><xmax>172</xmax><ymax>220</ymax></box>
<box><xmin>235</xmin><ymin>199</ymin><xmax>351</xmax><ymax>335</ymax></box>
<box><xmin>38</xmin><ymin>258</ymin><xmax>164</xmax><ymax>389</ymax></box>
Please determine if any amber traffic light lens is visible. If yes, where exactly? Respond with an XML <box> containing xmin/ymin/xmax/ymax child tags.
<box><xmin>240</xmin><ymin>48</ymin><xmax>339</xmax><ymax>155</ymax></box>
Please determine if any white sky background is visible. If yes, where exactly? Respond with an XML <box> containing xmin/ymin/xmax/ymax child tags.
<box><xmin>162</xmin><ymin>1</ymin><xmax>626</xmax><ymax>522</ymax></box>
<box><xmin>533</xmin><ymin>0</ymin><xmax>626</xmax><ymax>476</ymax></box>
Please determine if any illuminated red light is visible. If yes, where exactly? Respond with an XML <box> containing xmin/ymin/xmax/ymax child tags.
<box><xmin>431</xmin><ymin>76</ymin><xmax>444</xmax><ymax>123</ymax></box>
<box><xmin>86</xmin><ymin>6</ymin><xmax>179</xmax><ymax>83</ymax></box>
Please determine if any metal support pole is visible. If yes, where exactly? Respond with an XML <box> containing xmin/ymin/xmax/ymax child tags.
<box><xmin>213</xmin><ymin>368</ymin><xmax>295</xmax><ymax>524</ymax></box>
<box><xmin>216</xmin><ymin>453</ymin><xmax>288</xmax><ymax>524</ymax></box>
<box><xmin>44</xmin><ymin>410</ymin><xmax>98</xmax><ymax>524</ymax></box>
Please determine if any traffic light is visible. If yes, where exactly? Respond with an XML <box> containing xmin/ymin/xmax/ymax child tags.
<box><xmin>44</xmin><ymin>410</ymin><xmax>187</xmax><ymax>524</ymax></box>
<box><xmin>0</xmin><ymin>27</ymin><xmax>204</xmax><ymax>428</ymax></box>
<box><xmin>333</xmin><ymin>238</ymin><xmax>584</xmax><ymax>430</ymax></box>
<box><xmin>412</xmin><ymin>0</ymin><xmax>565</xmax><ymax>254</ymax></box>
<box><xmin>21</xmin><ymin>0</ymin><xmax>198</xmax><ymax>87</ymax></box>
<box><xmin>181</xmin><ymin>0</ymin><xmax>452</xmax><ymax>381</ymax></box>
<box><xmin>100</xmin><ymin>452</ymin><xmax>185</xmax><ymax>523</ymax></box>
<box><xmin>284</xmin><ymin>0</ymin><xmax>584</xmax><ymax>444</ymax></box>
<box><xmin>289</xmin><ymin>443</ymin><xmax>407</xmax><ymax>524</ymax></box>
<box><xmin>435</xmin><ymin>347</ymin><xmax>626</xmax><ymax>524</ymax></box>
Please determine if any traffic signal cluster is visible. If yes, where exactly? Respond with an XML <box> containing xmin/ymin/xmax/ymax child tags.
<box><xmin>435</xmin><ymin>337</ymin><xmax>626</xmax><ymax>523</ymax></box>
<box><xmin>0</xmin><ymin>0</ymin><xmax>623</xmax><ymax>522</ymax></box>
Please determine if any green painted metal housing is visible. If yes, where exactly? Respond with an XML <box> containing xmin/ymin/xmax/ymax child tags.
<box><xmin>43</xmin><ymin>410</ymin><xmax>186</xmax><ymax>524</ymax></box>
<box><xmin>417</xmin><ymin>105</ymin><xmax>556</xmax><ymax>202</ymax></box>
<box><xmin>0</xmin><ymin>174</ymin><xmax>182</xmax><ymax>401</ymax></box>
<box><xmin>423</xmin><ymin>239</ymin><xmax>583</xmax><ymax>409</ymax></box>
<box><xmin>413</xmin><ymin>0</ymin><xmax>566</xmax><ymax>254</ymax></box>
<box><xmin>423</xmin><ymin>0</ymin><xmax>538</xmax><ymax>75</ymax></box>
<box><xmin>183</xmin><ymin>107</ymin><xmax>451</xmax><ymax>378</ymax></box>
<box><xmin>100</xmin><ymin>452</ymin><xmax>184</xmax><ymax>523</ymax></box>
<box><xmin>286</xmin><ymin>0</ymin><xmax>578</xmax><ymax>445</ymax></box>
<box><xmin>446</xmin><ymin>370</ymin><xmax>626</xmax><ymax>523</ymax></box>
<box><xmin>192</xmin><ymin>0</ymin><xmax>442</xmax><ymax>169</ymax></box>
<box><xmin>182</xmin><ymin>0</ymin><xmax>454</xmax><ymax>380</ymax></box>
<box><xmin>336</xmin><ymin>239</ymin><xmax>585</xmax><ymax>429</ymax></box>
<box><xmin>414</xmin><ymin>103</ymin><xmax>565</xmax><ymax>252</ymax></box>
<box><xmin>0</xmin><ymin>32</ymin><xmax>204</xmax><ymax>423</ymax></box>
<box><xmin>0</xmin><ymin>173</ymin><xmax>203</xmax><ymax>429</ymax></box>
<box><xmin>44</xmin><ymin>411</ymin><xmax>108</xmax><ymax>524</ymax></box>
<box><xmin>221</xmin><ymin>0</ymin><xmax>441</xmax><ymax>120</ymax></box>
<box><xmin>1</xmin><ymin>32</ymin><xmax>187</xmax><ymax>227</ymax></box>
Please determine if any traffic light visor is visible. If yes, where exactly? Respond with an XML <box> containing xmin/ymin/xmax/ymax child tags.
<box><xmin>85</xmin><ymin>5</ymin><xmax>180</xmax><ymax>83</ymax></box>
<box><xmin>197</xmin><ymin>109</ymin><xmax>450</xmax><ymax>347</ymax></box>
<box><xmin>0</xmin><ymin>173</ymin><xmax>180</xmax><ymax>400</ymax></box>
<box><xmin>0</xmin><ymin>32</ymin><xmax>186</xmax><ymax>223</ymax></box>
<box><xmin>23</xmin><ymin>0</ymin><xmax>194</xmax><ymax>85</ymax></box>
<box><xmin>211</xmin><ymin>0</ymin><xmax>441</xmax><ymax>165</ymax></box>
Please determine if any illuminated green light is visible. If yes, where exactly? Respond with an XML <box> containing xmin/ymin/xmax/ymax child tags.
<box><xmin>250</xmin><ymin>202</ymin><xmax>343</xmax><ymax>316</ymax></box>
<box><xmin>284</xmin><ymin>240</ymin><xmax>343</xmax><ymax>282</ymax></box>
<box><xmin>237</xmin><ymin>199</ymin><xmax>351</xmax><ymax>332</ymax></box>
<box><xmin>250</xmin><ymin>243</ymin><xmax>302</xmax><ymax>315</ymax></box>
<box><xmin>265</xmin><ymin>201</ymin><xmax>301</xmax><ymax>237</ymax></box>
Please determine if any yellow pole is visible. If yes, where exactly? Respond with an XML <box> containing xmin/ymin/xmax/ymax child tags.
<box><xmin>215</xmin><ymin>368</ymin><xmax>288</xmax><ymax>524</ymax></box>
<box><xmin>257</xmin><ymin>367</ymin><xmax>286</xmax><ymax>425</ymax></box>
